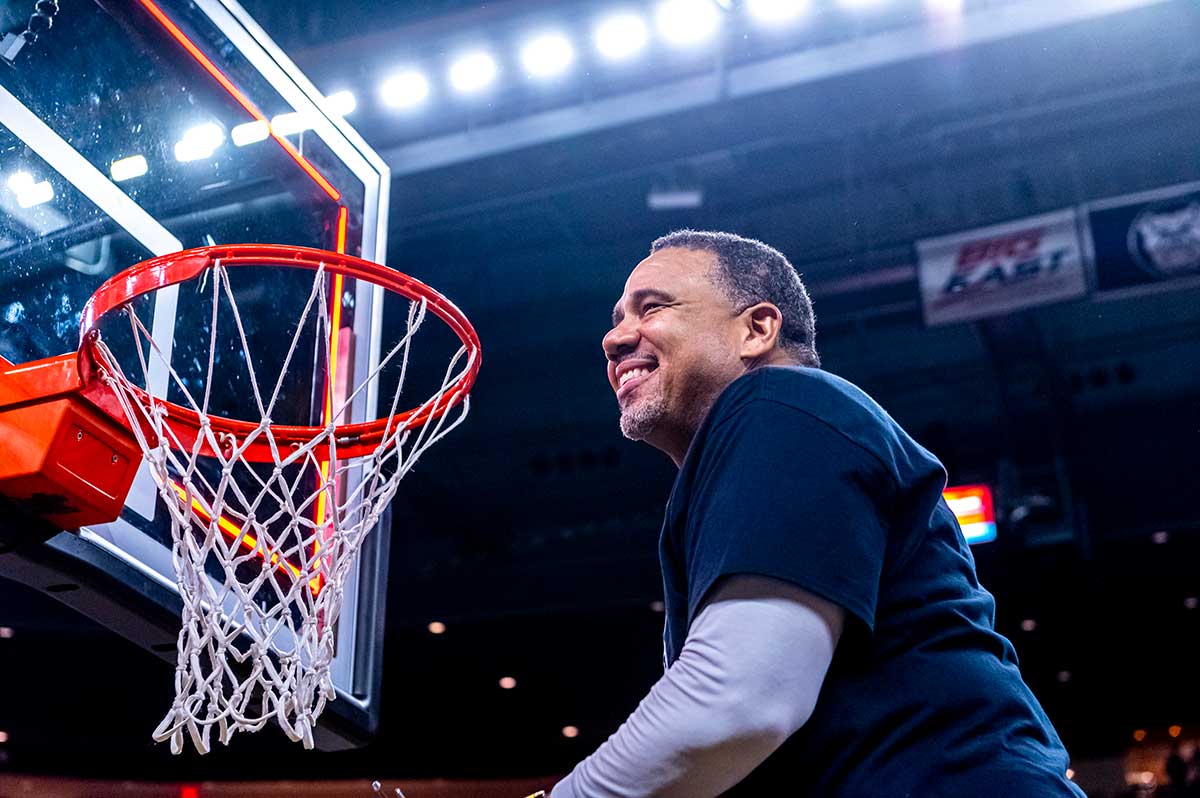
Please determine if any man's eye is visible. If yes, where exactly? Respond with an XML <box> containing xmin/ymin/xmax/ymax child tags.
<box><xmin>642</xmin><ymin>303</ymin><xmax>664</xmax><ymax>314</ymax></box>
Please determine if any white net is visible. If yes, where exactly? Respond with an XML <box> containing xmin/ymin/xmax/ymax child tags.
<box><xmin>86</xmin><ymin>257</ymin><xmax>475</xmax><ymax>754</ymax></box>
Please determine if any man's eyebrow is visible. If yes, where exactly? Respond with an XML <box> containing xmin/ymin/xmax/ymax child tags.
<box><xmin>611</xmin><ymin>289</ymin><xmax>675</xmax><ymax>326</ymax></box>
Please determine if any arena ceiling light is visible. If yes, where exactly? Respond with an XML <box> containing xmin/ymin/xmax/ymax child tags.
<box><xmin>109</xmin><ymin>154</ymin><xmax>148</xmax><ymax>182</ymax></box>
<box><xmin>173</xmin><ymin>122</ymin><xmax>224</xmax><ymax>162</ymax></box>
<box><xmin>381</xmin><ymin>70</ymin><xmax>431</xmax><ymax>109</ymax></box>
<box><xmin>520</xmin><ymin>32</ymin><xmax>575</xmax><ymax>77</ymax></box>
<box><xmin>925</xmin><ymin>0</ymin><xmax>965</xmax><ymax>16</ymax></box>
<box><xmin>745</xmin><ymin>0</ymin><xmax>812</xmax><ymax>25</ymax></box>
<box><xmin>6</xmin><ymin>170</ymin><xmax>54</xmax><ymax>207</ymax></box>
<box><xmin>324</xmin><ymin>90</ymin><xmax>356</xmax><ymax>116</ymax></box>
<box><xmin>449</xmin><ymin>51</ymin><xmax>499</xmax><ymax>94</ymax></box>
<box><xmin>655</xmin><ymin>0</ymin><xmax>722</xmax><ymax>47</ymax></box>
<box><xmin>593</xmin><ymin>11</ymin><xmax>651</xmax><ymax>61</ymax></box>
<box><xmin>231</xmin><ymin>119</ymin><xmax>270</xmax><ymax>146</ymax></box>
<box><xmin>270</xmin><ymin>111</ymin><xmax>312</xmax><ymax>136</ymax></box>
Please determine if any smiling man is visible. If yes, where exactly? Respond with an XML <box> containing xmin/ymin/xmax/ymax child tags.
<box><xmin>548</xmin><ymin>231</ymin><xmax>1085</xmax><ymax>797</ymax></box>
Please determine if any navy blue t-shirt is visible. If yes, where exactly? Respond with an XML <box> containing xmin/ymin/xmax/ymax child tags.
<box><xmin>659</xmin><ymin>366</ymin><xmax>1085</xmax><ymax>798</ymax></box>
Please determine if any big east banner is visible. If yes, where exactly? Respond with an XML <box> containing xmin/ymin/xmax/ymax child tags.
<box><xmin>916</xmin><ymin>210</ymin><xmax>1088</xmax><ymax>326</ymax></box>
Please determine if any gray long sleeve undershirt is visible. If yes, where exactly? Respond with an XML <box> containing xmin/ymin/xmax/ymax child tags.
<box><xmin>551</xmin><ymin>575</ymin><xmax>843</xmax><ymax>798</ymax></box>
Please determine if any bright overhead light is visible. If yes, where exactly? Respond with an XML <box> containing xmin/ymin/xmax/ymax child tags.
<box><xmin>925</xmin><ymin>0</ymin><xmax>964</xmax><ymax>14</ymax></box>
<box><xmin>16</xmin><ymin>180</ymin><xmax>54</xmax><ymax>208</ymax></box>
<box><xmin>0</xmin><ymin>730</ymin><xmax>8</xmax><ymax>743</ymax></box>
<box><xmin>183</xmin><ymin>122</ymin><xmax>224</xmax><ymax>151</ymax></box>
<box><xmin>6</xmin><ymin>171</ymin><xmax>34</xmax><ymax>192</ymax></box>
<box><xmin>498</xmin><ymin>676</ymin><xmax>517</xmax><ymax>689</ymax></box>
<box><xmin>0</xmin><ymin>626</ymin><xmax>13</xmax><ymax>638</ymax></box>
<box><xmin>427</xmin><ymin>621</ymin><xmax>446</xmax><ymax>634</ymax></box>
<box><xmin>270</xmin><ymin>111</ymin><xmax>311</xmax><ymax>136</ymax></box>
<box><xmin>655</xmin><ymin>0</ymin><xmax>722</xmax><ymax>46</ymax></box>
<box><xmin>325</xmin><ymin>90</ymin><xmax>356</xmax><ymax>116</ymax></box>
<box><xmin>6</xmin><ymin>170</ymin><xmax>53</xmax><ymax>208</ymax></box>
<box><xmin>562</xmin><ymin>725</ymin><xmax>580</xmax><ymax>738</ymax></box>
<box><xmin>521</xmin><ymin>32</ymin><xmax>575</xmax><ymax>78</ymax></box>
<box><xmin>231</xmin><ymin>119</ymin><xmax>270</xmax><ymax>146</ymax></box>
<box><xmin>449</xmin><ymin>51</ymin><xmax>498</xmax><ymax>94</ymax></box>
<box><xmin>174</xmin><ymin>122</ymin><xmax>224</xmax><ymax>162</ymax></box>
<box><xmin>110</xmin><ymin>154</ymin><xmax>148</xmax><ymax>182</ymax></box>
<box><xmin>381</xmin><ymin>70</ymin><xmax>431</xmax><ymax>109</ymax></box>
<box><xmin>594</xmin><ymin>11</ymin><xmax>650</xmax><ymax>61</ymax></box>
<box><xmin>745</xmin><ymin>0</ymin><xmax>812</xmax><ymax>24</ymax></box>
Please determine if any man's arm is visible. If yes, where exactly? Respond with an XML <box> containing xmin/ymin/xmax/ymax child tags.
<box><xmin>551</xmin><ymin>575</ymin><xmax>845</xmax><ymax>798</ymax></box>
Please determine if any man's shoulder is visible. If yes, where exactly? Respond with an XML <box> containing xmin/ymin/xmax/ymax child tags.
<box><xmin>715</xmin><ymin>366</ymin><xmax>892</xmax><ymax>435</ymax></box>
<box><xmin>709</xmin><ymin>367</ymin><xmax>941</xmax><ymax>486</ymax></box>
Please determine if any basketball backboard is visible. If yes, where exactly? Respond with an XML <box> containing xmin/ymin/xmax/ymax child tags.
<box><xmin>0</xmin><ymin>0</ymin><xmax>390</xmax><ymax>749</ymax></box>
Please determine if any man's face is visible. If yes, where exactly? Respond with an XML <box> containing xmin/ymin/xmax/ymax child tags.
<box><xmin>602</xmin><ymin>247</ymin><xmax>746</xmax><ymax>459</ymax></box>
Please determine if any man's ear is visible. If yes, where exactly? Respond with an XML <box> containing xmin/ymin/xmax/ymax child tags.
<box><xmin>738</xmin><ymin>302</ymin><xmax>784</xmax><ymax>361</ymax></box>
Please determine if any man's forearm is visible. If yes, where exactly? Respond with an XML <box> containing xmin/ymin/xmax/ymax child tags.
<box><xmin>551</xmin><ymin>576</ymin><xmax>842</xmax><ymax>798</ymax></box>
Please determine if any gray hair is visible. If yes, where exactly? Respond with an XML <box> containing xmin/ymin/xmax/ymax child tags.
<box><xmin>650</xmin><ymin>229</ymin><xmax>820</xmax><ymax>367</ymax></box>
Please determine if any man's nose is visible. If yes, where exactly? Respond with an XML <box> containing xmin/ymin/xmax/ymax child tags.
<box><xmin>603</xmin><ymin>318</ymin><xmax>639</xmax><ymax>362</ymax></box>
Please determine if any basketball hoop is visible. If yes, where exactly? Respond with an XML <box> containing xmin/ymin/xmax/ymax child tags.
<box><xmin>7</xmin><ymin>245</ymin><xmax>480</xmax><ymax>753</ymax></box>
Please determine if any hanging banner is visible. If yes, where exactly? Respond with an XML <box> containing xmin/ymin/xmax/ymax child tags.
<box><xmin>916</xmin><ymin>209</ymin><xmax>1087</xmax><ymax>326</ymax></box>
<box><xmin>1087</xmin><ymin>182</ymin><xmax>1200</xmax><ymax>292</ymax></box>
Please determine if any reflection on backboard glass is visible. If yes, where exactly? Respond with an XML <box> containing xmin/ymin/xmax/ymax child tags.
<box><xmin>0</xmin><ymin>0</ymin><xmax>390</xmax><ymax>743</ymax></box>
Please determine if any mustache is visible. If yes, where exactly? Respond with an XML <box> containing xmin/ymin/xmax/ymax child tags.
<box><xmin>613</xmin><ymin>352</ymin><xmax>659</xmax><ymax>367</ymax></box>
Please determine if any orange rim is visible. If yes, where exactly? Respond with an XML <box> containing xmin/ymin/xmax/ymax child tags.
<box><xmin>77</xmin><ymin>245</ymin><xmax>481</xmax><ymax>462</ymax></box>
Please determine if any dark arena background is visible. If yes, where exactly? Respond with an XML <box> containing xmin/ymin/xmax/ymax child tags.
<box><xmin>2</xmin><ymin>1</ymin><xmax>1199</xmax><ymax>796</ymax></box>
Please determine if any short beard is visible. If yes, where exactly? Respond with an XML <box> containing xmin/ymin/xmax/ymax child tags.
<box><xmin>619</xmin><ymin>394</ymin><xmax>668</xmax><ymax>441</ymax></box>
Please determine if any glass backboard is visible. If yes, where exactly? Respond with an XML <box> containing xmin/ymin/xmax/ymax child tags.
<box><xmin>0</xmin><ymin>0</ymin><xmax>390</xmax><ymax>749</ymax></box>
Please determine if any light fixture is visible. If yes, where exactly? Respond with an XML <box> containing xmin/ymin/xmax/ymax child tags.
<box><xmin>1065</xmin><ymin>769</ymin><xmax>1075</xmax><ymax>781</ymax></box>
<box><xmin>325</xmin><ymin>90</ymin><xmax>356</xmax><ymax>116</ymax></box>
<box><xmin>174</xmin><ymin>122</ymin><xmax>224</xmax><ymax>162</ymax></box>
<box><xmin>231</xmin><ymin>120</ymin><xmax>270</xmax><ymax>147</ymax></box>
<box><xmin>16</xmin><ymin>179</ymin><xmax>54</xmax><ymax>208</ymax></box>
<box><xmin>110</xmin><ymin>155</ymin><xmax>148</xmax><ymax>182</ymax></box>
<box><xmin>1152</xmin><ymin>530</ymin><xmax>1169</xmax><ymax>544</ymax></box>
<box><xmin>1056</xmin><ymin>670</ymin><xmax>1071</xmax><ymax>683</ymax></box>
<box><xmin>6</xmin><ymin>171</ymin><xmax>54</xmax><ymax>208</ymax></box>
<box><xmin>647</xmin><ymin>185</ymin><xmax>704</xmax><ymax>210</ymax></box>
<box><xmin>649</xmin><ymin>600</ymin><xmax>665</xmax><ymax>612</ymax></box>
<box><xmin>1185</xmin><ymin>597</ymin><xmax>1199</xmax><ymax>610</ymax></box>
<box><xmin>745</xmin><ymin>0</ymin><xmax>812</xmax><ymax>25</ymax></box>
<box><xmin>562</xmin><ymin>725</ymin><xmax>580</xmax><ymax>738</ymax></box>
<box><xmin>1020</xmin><ymin>619</ymin><xmax>1036</xmax><ymax>632</ymax></box>
<box><xmin>925</xmin><ymin>0</ymin><xmax>965</xmax><ymax>15</ymax></box>
<box><xmin>270</xmin><ymin>111</ymin><xmax>311</xmax><ymax>136</ymax></box>
<box><xmin>1169</xmin><ymin>725</ymin><xmax>1183</xmax><ymax>738</ymax></box>
<box><xmin>381</xmin><ymin>70</ymin><xmax>431</xmax><ymax>109</ymax></box>
<box><xmin>427</xmin><ymin>621</ymin><xmax>446</xmax><ymax>634</ymax></box>
<box><xmin>449</xmin><ymin>51</ymin><xmax>498</xmax><ymax>94</ymax></box>
<box><xmin>521</xmin><ymin>32</ymin><xmax>575</xmax><ymax>78</ymax></box>
<box><xmin>6</xmin><ymin>171</ymin><xmax>54</xmax><ymax>209</ymax></box>
<box><xmin>0</xmin><ymin>626</ymin><xmax>13</xmax><ymax>638</ymax></box>
<box><xmin>594</xmin><ymin>11</ymin><xmax>650</xmax><ymax>61</ymax></box>
<box><xmin>655</xmin><ymin>0</ymin><xmax>722</xmax><ymax>47</ymax></box>
<box><xmin>498</xmin><ymin>676</ymin><xmax>517</xmax><ymax>689</ymax></box>
<box><xmin>1133</xmin><ymin>729</ymin><xmax>1147</xmax><ymax>742</ymax></box>
<box><xmin>6</xmin><ymin>171</ymin><xmax>34</xmax><ymax>192</ymax></box>
<box><xmin>0</xmin><ymin>730</ymin><xmax>7</xmax><ymax>743</ymax></box>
